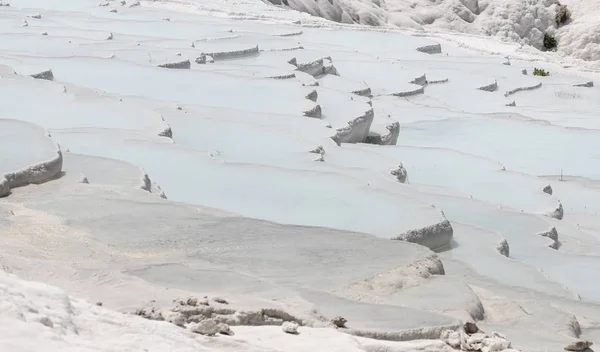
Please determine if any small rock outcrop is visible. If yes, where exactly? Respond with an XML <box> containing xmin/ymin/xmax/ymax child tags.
<box><xmin>564</xmin><ymin>340</ymin><xmax>593</xmax><ymax>351</ymax></box>
<box><xmin>30</xmin><ymin>70</ymin><xmax>54</xmax><ymax>81</ymax></box>
<box><xmin>555</xmin><ymin>4</ymin><xmax>571</xmax><ymax>27</ymax></box>
<box><xmin>77</xmin><ymin>175</ymin><xmax>89</xmax><ymax>184</ymax></box>
<box><xmin>496</xmin><ymin>239</ymin><xmax>510</xmax><ymax>257</ymax></box>
<box><xmin>543</xmin><ymin>184</ymin><xmax>553</xmax><ymax>195</ymax></box>
<box><xmin>574</xmin><ymin>81</ymin><xmax>594</xmax><ymax>88</ymax></box>
<box><xmin>157</xmin><ymin>60</ymin><xmax>191</xmax><ymax>69</ymax></box>
<box><xmin>217</xmin><ymin>323</ymin><xmax>234</xmax><ymax>335</ymax></box>
<box><xmin>416</xmin><ymin>43</ymin><xmax>442</xmax><ymax>54</ymax></box>
<box><xmin>410</xmin><ymin>74</ymin><xmax>428</xmax><ymax>86</ymax></box>
<box><xmin>331</xmin><ymin>316</ymin><xmax>347</xmax><ymax>328</ymax></box>
<box><xmin>545</xmin><ymin>201</ymin><xmax>564</xmax><ymax>220</ymax></box>
<box><xmin>366</xmin><ymin>122</ymin><xmax>400</xmax><ymax>145</ymax></box>
<box><xmin>282</xmin><ymin>321</ymin><xmax>299</xmax><ymax>334</ymax></box>
<box><xmin>134</xmin><ymin>295</ymin><xmax>304</xmax><ymax>335</ymax></box>
<box><xmin>478</xmin><ymin>81</ymin><xmax>498</xmax><ymax>92</ymax></box>
<box><xmin>195</xmin><ymin>54</ymin><xmax>214</xmax><ymax>64</ymax></box>
<box><xmin>392</xmin><ymin>218</ymin><xmax>454</xmax><ymax>251</ymax></box>
<box><xmin>441</xmin><ymin>323</ymin><xmax>514</xmax><ymax>352</ymax></box>
<box><xmin>212</xmin><ymin>297</ymin><xmax>228</xmax><ymax>304</ymax></box>
<box><xmin>305</xmin><ymin>90</ymin><xmax>318</xmax><ymax>102</ymax></box>
<box><xmin>504</xmin><ymin>82</ymin><xmax>542</xmax><ymax>97</ymax></box>
<box><xmin>189</xmin><ymin>319</ymin><xmax>220</xmax><ymax>336</ymax></box>
<box><xmin>303</xmin><ymin>104</ymin><xmax>322</xmax><ymax>118</ymax></box>
<box><xmin>309</xmin><ymin>146</ymin><xmax>325</xmax><ymax>155</ymax></box>
<box><xmin>464</xmin><ymin>322</ymin><xmax>479</xmax><ymax>334</ymax></box>
<box><xmin>390</xmin><ymin>163</ymin><xmax>408</xmax><ymax>183</ymax></box>
<box><xmin>537</xmin><ymin>227</ymin><xmax>559</xmax><ymax>250</ymax></box>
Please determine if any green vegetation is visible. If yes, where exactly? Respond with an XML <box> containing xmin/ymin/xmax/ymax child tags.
<box><xmin>543</xmin><ymin>33</ymin><xmax>557</xmax><ymax>51</ymax></box>
<box><xmin>533</xmin><ymin>68</ymin><xmax>550</xmax><ymax>77</ymax></box>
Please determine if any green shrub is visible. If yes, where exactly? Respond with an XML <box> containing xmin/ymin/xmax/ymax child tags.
<box><xmin>543</xmin><ymin>33</ymin><xmax>557</xmax><ymax>51</ymax></box>
<box><xmin>533</xmin><ymin>68</ymin><xmax>550</xmax><ymax>77</ymax></box>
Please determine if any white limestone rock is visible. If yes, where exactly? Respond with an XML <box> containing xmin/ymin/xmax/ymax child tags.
<box><xmin>189</xmin><ymin>319</ymin><xmax>219</xmax><ymax>336</ymax></box>
<box><xmin>390</xmin><ymin>163</ymin><xmax>408</xmax><ymax>183</ymax></box>
<box><xmin>564</xmin><ymin>340</ymin><xmax>593</xmax><ymax>351</ymax></box>
<box><xmin>281</xmin><ymin>321</ymin><xmax>299</xmax><ymax>334</ymax></box>
<box><xmin>217</xmin><ymin>323</ymin><xmax>234</xmax><ymax>335</ymax></box>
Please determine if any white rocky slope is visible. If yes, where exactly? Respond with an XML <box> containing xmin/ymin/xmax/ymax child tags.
<box><xmin>258</xmin><ymin>0</ymin><xmax>600</xmax><ymax>67</ymax></box>
<box><xmin>1</xmin><ymin>0</ymin><xmax>600</xmax><ymax>351</ymax></box>
<box><xmin>1</xmin><ymin>269</ymin><xmax>462</xmax><ymax>352</ymax></box>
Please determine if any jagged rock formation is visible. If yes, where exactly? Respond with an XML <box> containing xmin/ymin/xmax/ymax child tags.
<box><xmin>543</xmin><ymin>184</ymin><xmax>553</xmax><ymax>195</ymax></box>
<box><xmin>555</xmin><ymin>4</ymin><xmax>570</xmax><ymax>26</ymax></box>
<box><xmin>134</xmin><ymin>295</ymin><xmax>306</xmax><ymax>335</ymax></box>
<box><xmin>366</xmin><ymin>122</ymin><xmax>400</xmax><ymax>145</ymax></box>
<box><xmin>537</xmin><ymin>227</ymin><xmax>560</xmax><ymax>249</ymax></box>
<box><xmin>197</xmin><ymin>46</ymin><xmax>259</xmax><ymax>61</ymax></box>
<box><xmin>0</xmin><ymin>130</ymin><xmax>63</xmax><ymax>198</ymax></box>
<box><xmin>30</xmin><ymin>69</ymin><xmax>54</xmax><ymax>80</ymax></box>
<box><xmin>195</xmin><ymin>54</ymin><xmax>214</xmax><ymax>64</ymax></box>
<box><xmin>157</xmin><ymin>125</ymin><xmax>173</xmax><ymax>138</ymax></box>
<box><xmin>417</xmin><ymin>44</ymin><xmax>442</xmax><ymax>54</ymax></box>
<box><xmin>390</xmin><ymin>163</ymin><xmax>408</xmax><ymax>183</ymax></box>
<box><xmin>564</xmin><ymin>340</ymin><xmax>593</xmax><ymax>351</ymax></box>
<box><xmin>309</xmin><ymin>145</ymin><xmax>325</xmax><ymax>155</ymax></box>
<box><xmin>157</xmin><ymin>60</ymin><xmax>191</xmax><ymax>69</ymax></box>
<box><xmin>496</xmin><ymin>239</ymin><xmax>510</xmax><ymax>257</ymax></box>
<box><xmin>504</xmin><ymin>82</ymin><xmax>542</xmax><ymax>97</ymax></box>
<box><xmin>331</xmin><ymin>316</ymin><xmax>347</xmax><ymax>328</ymax></box>
<box><xmin>303</xmin><ymin>104</ymin><xmax>322</xmax><ymax>118</ymax></box>
<box><xmin>331</xmin><ymin>110</ymin><xmax>374</xmax><ymax>144</ymax></box>
<box><xmin>291</xmin><ymin>57</ymin><xmax>339</xmax><ymax>77</ymax></box>
<box><xmin>392</xmin><ymin>86</ymin><xmax>424</xmax><ymax>97</ymax></box>
<box><xmin>441</xmin><ymin>322</ymin><xmax>515</xmax><ymax>352</ymax></box>
<box><xmin>546</xmin><ymin>201</ymin><xmax>564</xmax><ymax>220</ymax></box>
<box><xmin>410</xmin><ymin>74</ymin><xmax>428</xmax><ymax>86</ymax></box>
<box><xmin>429</xmin><ymin>78</ymin><xmax>449</xmax><ymax>84</ymax></box>
<box><xmin>478</xmin><ymin>81</ymin><xmax>498</xmax><ymax>92</ymax></box>
<box><xmin>305</xmin><ymin>89</ymin><xmax>318</xmax><ymax>102</ymax></box>
<box><xmin>392</xmin><ymin>219</ymin><xmax>454</xmax><ymax>250</ymax></box>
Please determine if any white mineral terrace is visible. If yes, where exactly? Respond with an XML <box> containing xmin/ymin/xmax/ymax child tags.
<box><xmin>0</xmin><ymin>1</ymin><xmax>599</xmax><ymax>351</ymax></box>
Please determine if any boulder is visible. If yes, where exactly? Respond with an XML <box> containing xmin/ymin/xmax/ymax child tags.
<box><xmin>282</xmin><ymin>321</ymin><xmax>299</xmax><ymax>334</ymax></box>
<box><xmin>331</xmin><ymin>316</ymin><xmax>347</xmax><ymax>328</ymax></box>
<box><xmin>564</xmin><ymin>340</ymin><xmax>593</xmax><ymax>351</ymax></box>
<box><xmin>189</xmin><ymin>319</ymin><xmax>219</xmax><ymax>336</ymax></box>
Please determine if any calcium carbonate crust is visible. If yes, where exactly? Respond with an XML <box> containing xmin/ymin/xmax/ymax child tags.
<box><xmin>0</xmin><ymin>142</ymin><xmax>63</xmax><ymax>198</ymax></box>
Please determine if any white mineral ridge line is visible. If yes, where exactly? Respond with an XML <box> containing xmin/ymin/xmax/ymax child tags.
<box><xmin>13</xmin><ymin>56</ymin><xmax>316</xmax><ymax>116</ymax></box>
<box><xmin>0</xmin><ymin>74</ymin><xmax>167</xmax><ymax>133</ymax></box>
<box><xmin>51</xmin><ymin>128</ymin><xmax>448</xmax><ymax>239</ymax></box>
<box><xmin>0</xmin><ymin>119</ymin><xmax>63</xmax><ymax>197</ymax></box>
